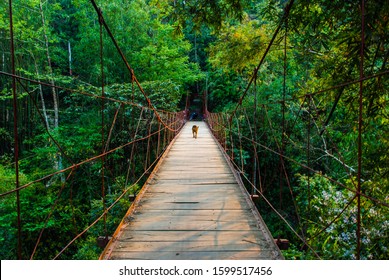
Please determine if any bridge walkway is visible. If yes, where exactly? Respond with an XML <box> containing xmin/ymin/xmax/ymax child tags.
<box><xmin>100</xmin><ymin>121</ymin><xmax>283</xmax><ymax>260</ymax></box>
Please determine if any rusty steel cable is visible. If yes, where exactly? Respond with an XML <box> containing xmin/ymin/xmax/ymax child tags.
<box><xmin>230</xmin><ymin>0</ymin><xmax>295</xmax><ymax>121</ymax></box>
<box><xmin>104</xmin><ymin>104</ymin><xmax>122</xmax><ymax>152</ymax></box>
<box><xmin>53</xmin><ymin>146</ymin><xmax>166</xmax><ymax>259</ymax></box>
<box><xmin>261</xmin><ymin>104</ymin><xmax>306</xmax><ymax>241</ymax></box>
<box><xmin>206</xmin><ymin>110</ymin><xmax>384</xmax><ymax>259</ymax></box>
<box><xmin>0</xmin><ymin>122</ymin><xmax>183</xmax><ymax>198</ymax></box>
<box><xmin>30</xmin><ymin>170</ymin><xmax>75</xmax><ymax>260</ymax></box>
<box><xmin>0</xmin><ymin>71</ymin><xmax>186</xmax><ymax>129</ymax></box>
<box><xmin>89</xmin><ymin>0</ymin><xmax>179</xmax><ymax>133</ymax></box>
<box><xmin>0</xmin><ymin>105</ymin><xmax>183</xmax><ymax>258</ymax></box>
<box><xmin>206</xmin><ymin>112</ymin><xmax>389</xmax><ymax>209</ymax></box>
<box><xmin>205</xmin><ymin>125</ymin><xmax>322</xmax><ymax>259</ymax></box>
<box><xmin>16</xmin><ymin>79</ymin><xmax>75</xmax><ymax>165</ymax></box>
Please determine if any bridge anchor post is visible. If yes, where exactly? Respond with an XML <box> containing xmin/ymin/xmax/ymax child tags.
<box><xmin>97</xmin><ymin>236</ymin><xmax>111</xmax><ymax>248</ymax></box>
<box><xmin>274</xmin><ymin>238</ymin><xmax>289</xmax><ymax>250</ymax></box>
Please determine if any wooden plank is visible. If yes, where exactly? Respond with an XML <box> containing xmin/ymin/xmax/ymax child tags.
<box><xmin>116</xmin><ymin>229</ymin><xmax>269</xmax><ymax>243</ymax></box>
<box><xmin>113</xmin><ymin>241</ymin><xmax>267</xmax><ymax>252</ymax></box>
<box><xmin>110</xmin><ymin>250</ymin><xmax>278</xmax><ymax>260</ymax></box>
<box><xmin>141</xmin><ymin>194</ymin><xmax>248</xmax><ymax>204</ymax></box>
<box><xmin>143</xmin><ymin>192</ymin><xmax>242</xmax><ymax>199</ymax></box>
<box><xmin>154</xmin><ymin>173</ymin><xmax>236</xmax><ymax>180</ymax></box>
<box><xmin>120</xmin><ymin>230</ymin><xmax>266</xmax><ymax>243</ymax></box>
<box><xmin>130</xmin><ymin>209</ymin><xmax>254</xmax><ymax>218</ymax></box>
<box><xmin>123</xmin><ymin>219</ymin><xmax>258</xmax><ymax>231</ymax></box>
<box><xmin>160</xmin><ymin>167</ymin><xmax>231</xmax><ymax>172</ymax></box>
<box><xmin>146</xmin><ymin>185</ymin><xmax>242</xmax><ymax>194</ymax></box>
<box><xmin>126</xmin><ymin>218</ymin><xmax>256</xmax><ymax>228</ymax></box>
<box><xmin>136</xmin><ymin>202</ymin><xmax>251</xmax><ymax>210</ymax></box>
<box><xmin>148</xmin><ymin>179</ymin><xmax>238</xmax><ymax>185</ymax></box>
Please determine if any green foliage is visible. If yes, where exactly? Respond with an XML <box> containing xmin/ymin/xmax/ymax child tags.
<box><xmin>208</xmin><ymin>15</ymin><xmax>270</xmax><ymax>73</ymax></box>
<box><xmin>161</xmin><ymin>0</ymin><xmax>247</xmax><ymax>33</ymax></box>
<box><xmin>294</xmin><ymin>174</ymin><xmax>389</xmax><ymax>259</ymax></box>
<box><xmin>204</xmin><ymin>0</ymin><xmax>389</xmax><ymax>260</ymax></box>
<box><xmin>1</xmin><ymin>0</ymin><xmax>388</xmax><ymax>260</ymax></box>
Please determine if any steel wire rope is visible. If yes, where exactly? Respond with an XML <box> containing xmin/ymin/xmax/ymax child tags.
<box><xmin>280</xmin><ymin>18</ymin><xmax>288</xmax><ymax>240</ymax></box>
<box><xmin>52</xmin><ymin>148</ymin><xmax>166</xmax><ymax>259</ymax></box>
<box><xmin>241</xmin><ymin>133</ymin><xmax>389</xmax><ymax>207</ymax></box>
<box><xmin>212</xmin><ymin>87</ymin><xmax>383</xmax><ymax>207</ymax></box>
<box><xmin>241</xmin><ymin>108</ymin><xmax>263</xmax><ymax>193</ymax></box>
<box><xmin>104</xmin><ymin>104</ymin><xmax>122</xmax><ymax>153</ymax></box>
<box><xmin>125</xmin><ymin>107</ymin><xmax>145</xmax><ymax>187</ymax></box>
<box><xmin>10</xmin><ymin>76</ymin><xmax>166</xmax><ymax>202</ymax></box>
<box><xmin>239</xmin><ymin>167</ymin><xmax>321</xmax><ymax>259</ymax></box>
<box><xmin>301</xmin><ymin>70</ymin><xmax>389</xmax><ymax>99</ymax></box>
<box><xmin>216</xmin><ymin>116</ymin><xmax>370</xmax><ymax>257</ymax></box>
<box><xmin>206</xmin><ymin>113</ymin><xmax>389</xmax><ymax>209</ymax></box>
<box><xmin>30</xmin><ymin>170</ymin><xmax>75</xmax><ymax>260</ymax></box>
<box><xmin>306</xmin><ymin>96</ymin><xmax>364</xmax><ymax>190</ymax></box>
<box><xmin>89</xmin><ymin>0</ymin><xmax>180</xmax><ymax>133</ymax></box>
<box><xmin>207</xmin><ymin>126</ymin><xmax>321</xmax><ymax>259</ymax></box>
<box><xmin>16</xmin><ymin>79</ymin><xmax>75</xmax><ymax>166</ymax></box>
<box><xmin>262</xmin><ymin>104</ymin><xmax>306</xmax><ymax>242</ymax></box>
<box><xmin>0</xmin><ymin>71</ymin><xmax>185</xmax><ymax>122</ymax></box>
<box><xmin>208</xmin><ymin>67</ymin><xmax>389</xmax><ymax>179</ymax></box>
<box><xmin>229</xmin><ymin>0</ymin><xmax>295</xmax><ymax>122</ymax></box>
<box><xmin>306</xmin><ymin>194</ymin><xmax>357</xmax><ymax>244</ymax></box>
<box><xmin>208</xmin><ymin>114</ymin><xmax>363</xmax><ymax>259</ymax></box>
<box><xmin>1</xmin><ymin>68</ymin><xmax>387</xmax><ymax>122</ymax></box>
<box><xmin>12</xmin><ymin>75</ymin><xmax>178</xmax><ymax>200</ymax></box>
<box><xmin>1</xmin><ymin>115</ymin><xmax>178</xmax><ymax>258</ymax></box>
<box><xmin>3</xmin><ymin>0</ymin><xmax>192</xmax><ymax>260</ymax></box>
<box><xmin>0</xmin><ymin>111</ymin><xmax>186</xmax><ymax>199</ymax></box>
<box><xmin>211</xmin><ymin>108</ymin><xmax>306</xmax><ymax>243</ymax></box>
<box><xmin>0</xmin><ymin>125</ymin><xmax>171</xmax><ymax>198</ymax></box>
<box><xmin>145</xmin><ymin>114</ymin><xmax>156</xmax><ymax>171</ymax></box>
<box><xmin>1</xmin><ymin>71</ymin><xmax>186</xmax><ymax>180</ymax></box>
<box><xmin>206</xmin><ymin>116</ymin><xmax>388</xmax><ymax>258</ymax></box>
<box><xmin>298</xmin><ymin>88</ymin><xmax>387</xmax><ymax>212</ymax></box>
<box><xmin>207</xmin><ymin>113</ymin><xmax>313</xmax><ymax>252</ymax></box>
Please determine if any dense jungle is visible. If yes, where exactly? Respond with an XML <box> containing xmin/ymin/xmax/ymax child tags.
<box><xmin>0</xmin><ymin>0</ymin><xmax>388</xmax><ymax>260</ymax></box>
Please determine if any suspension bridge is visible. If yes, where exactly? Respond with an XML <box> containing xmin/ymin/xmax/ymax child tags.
<box><xmin>2</xmin><ymin>0</ymin><xmax>388</xmax><ymax>261</ymax></box>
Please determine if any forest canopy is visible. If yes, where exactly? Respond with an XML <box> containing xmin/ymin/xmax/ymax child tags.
<box><xmin>1</xmin><ymin>0</ymin><xmax>388</xmax><ymax>260</ymax></box>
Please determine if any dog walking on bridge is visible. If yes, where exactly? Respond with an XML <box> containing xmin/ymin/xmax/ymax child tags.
<box><xmin>192</xmin><ymin>125</ymin><xmax>199</xmax><ymax>139</ymax></box>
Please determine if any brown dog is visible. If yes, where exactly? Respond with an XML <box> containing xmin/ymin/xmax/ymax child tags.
<box><xmin>192</xmin><ymin>125</ymin><xmax>199</xmax><ymax>139</ymax></box>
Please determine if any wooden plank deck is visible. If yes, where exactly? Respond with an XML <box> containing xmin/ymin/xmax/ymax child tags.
<box><xmin>100</xmin><ymin>121</ymin><xmax>283</xmax><ymax>260</ymax></box>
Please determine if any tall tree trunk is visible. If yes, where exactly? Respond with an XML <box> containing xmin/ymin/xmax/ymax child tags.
<box><xmin>39</xmin><ymin>0</ymin><xmax>63</xmax><ymax>181</ymax></box>
<box><xmin>39</xmin><ymin>0</ymin><xmax>59</xmax><ymax>130</ymax></box>
<box><xmin>30</xmin><ymin>52</ymin><xmax>50</xmax><ymax>130</ymax></box>
<box><xmin>68</xmin><ymin>41</ymin><xmax>72</xmax><ymax>76</ymax></box>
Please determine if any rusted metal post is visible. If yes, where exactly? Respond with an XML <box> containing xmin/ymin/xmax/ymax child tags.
<box><xmin>280</xmin><ymin>19</ymin><xmax>288</xmax><ymax>212</ymax></box>
<box><xmin>253</xmin><ymin>76</ymin><xmax>258</xmax><ymax>196</ymax></box>
<box><xmin>356</xmin><ymin>0</ymin><xmax>365</xmax><ymax>260</ymax></box>
<box><xmin>235</xmin><ymin>117</ymin><xmax>244</xmax><ymax>172</ymax></box>
<box><xmin>229</xmin><ymin>114</ymin><xmax>234</xmax><ymax>160</ymax></box>
<box><xmin>9</xmin><ymin>0</ymin><xmax>22</xmax><ymax>260</ymax></box>
<box><xmin>307</xmin><ymin>95</ymin><xmax>311</xmax><ymax>221</ymax></box>
<box><xmin>99</xmin><ymin>9</ymin><xmax>107</xmax><ymax>240</ymax></box>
